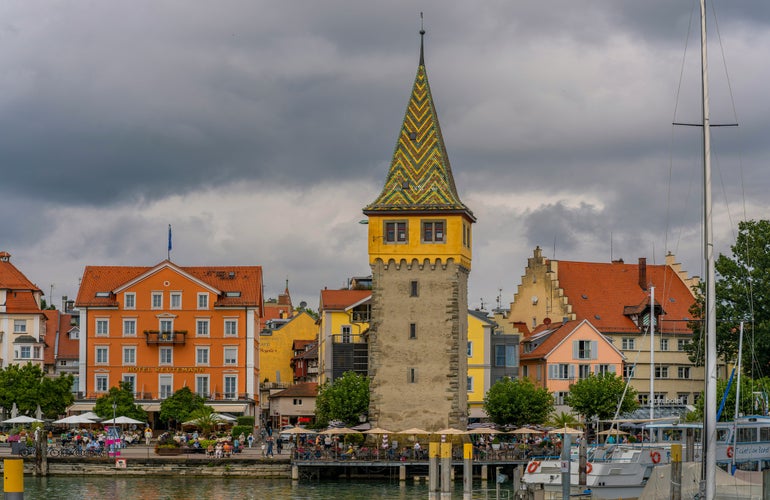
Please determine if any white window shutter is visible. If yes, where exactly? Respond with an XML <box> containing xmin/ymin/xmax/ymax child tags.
<box><xmin>591</xmin><ymin>341</ymin><xmax>598</xmax><ymax>360</ymax></box>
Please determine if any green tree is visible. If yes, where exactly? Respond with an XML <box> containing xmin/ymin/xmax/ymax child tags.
<box><xmin>483</xmin><ymin>377</ymin><xmax>554</xmax><ymax>427</ymax></box>
<box><xmin>0</xmin><ymin>363</ymin><xmax>74</xmax><ymax>418</ymax></box>
<box><xmin>314</xmin><ymin>371</ymin><xmax>370</xmax><ymax>427</ymax></box>
<box><xmin>565</xmin><ymin>372</ymin><xmax>638</xmax><ymax>421</ymax></box>
<box><xmin>686</xmin><ymin>219</ymin><xmax>770</xmax><ymax>371</ymax></box>
<box><xmin>690</xmin><ymin>375</ymin><xmax>768</xmax><ymax>422</ymax></box>
<box><xmin>185</xmin><ymin>406</ymin><xmax>220</xmax><ymax>435</ymax></box>
<box><xmin>548</xmin><ymin>411</ymin><xmax>582</xmax><ymax>429</ymax></box>
<box><xmin>159</xmin><ymin>387</ymin><xmax>206</xmax><ymax>428</ymax></box>
<box><xmin>94</xmin><ymin>381</ymin><xmax>147</xmax><ymax>422</ymax></box>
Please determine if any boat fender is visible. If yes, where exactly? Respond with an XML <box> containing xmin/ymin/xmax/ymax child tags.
<box><xmin>585</xmin><ymin>462</ymin><xmax>593</xmax><ymax>474</ymax></box>
<box><xmin>650</xmin><ymin>451</ymin><xmax>661</xmax><ymax>464</ymax></box>
<box><xmin>527</xmin><ymin>461</ymin><xmax>540</xmax><ymax>473</ymax></box>
<box><xmin>727</xmin><ymin>446</ymin><xmax>733</xmax><ymax>458</ymax></box>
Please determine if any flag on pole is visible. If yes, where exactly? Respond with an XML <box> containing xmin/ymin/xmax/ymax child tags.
<box><xmin>167</xmin><ymin>224</ymin><xmax>172</xmax><ymax>260</ymax></box>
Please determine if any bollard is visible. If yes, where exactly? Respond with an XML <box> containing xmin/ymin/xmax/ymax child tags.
<box><xmin>670</xmin><ymin>443</ymin><xmax>682</xmax><ymax>500</ymax></box>
<box><xmin>4</xmin><ymin>458</ymin><xmax>24</xmax><ymax>500</ymax></box>
<box><xmin>428</xmin><ymin>442</ymin><xmax>440</xmax><ymax>492</ymax></box>
<box><xmin>440</xmin><ymin>442</ymin><xmax>452</xmax><ymax>494</ymax></box>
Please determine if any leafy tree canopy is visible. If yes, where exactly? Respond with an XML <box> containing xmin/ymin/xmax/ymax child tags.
<box><xmin>565</xmin><ymin>372</ymin><xmax>638</xmax><ymax>421</ymax></box>
<box><xmin>0</xmin><ymin>363</ymin><xmax>74</xmax><ymax>418</ymax></box>
<box><xmin>314</xmin><ymin>371</ymin><xmax>370</xmax><ymax>427</ymax></box>
<box><xmin>159</xmin><ymin>386</ymin><xmax>206</xmax><ymax>426</ymax></box>
<box><xmin>690</xmin><ymin>375</ymin><xmax>770</xmax><ymax>422</ymax></box>
<box><xmin>483</xmin><ymin>377</ymin><xmax>554</xmax><ymax>427</ymax></box>
<box><xmin>686</xmin><ymin>219</ymin><xmax>770</xmax><ymax>371</ymax></box>
<box><xmin>185</xmin><ymin>405</ymin><xmax>220</xmax><ymax>435</ymax></box>
<box><xmin>94</xmin><ymin>381</ymin><xmax>147</xmax><ymax>422</ymax></box>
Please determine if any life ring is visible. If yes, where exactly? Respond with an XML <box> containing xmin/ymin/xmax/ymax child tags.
<box><xmin>727</xmin><ymin>446</ymin><xmax>734</xmax><ymax>458</ymax></box>
<box><xmin>527</xmin><ymin>461</ymin><xmax>541</xmax><ymax>473</ymax></box>
<box><xmin>585</xmin><ymin>462</ymin><xmax>593</xmax><ymax>474</ymax></box>
<box><xmin>650</xmin><ymin>451</ymin><xmax>661</xmax><ymax>464</ymax></box>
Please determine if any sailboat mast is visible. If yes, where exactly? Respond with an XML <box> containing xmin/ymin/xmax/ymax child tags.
<box><xmin>700</xmin><ymin>0</ymin><xmax>718</xmax><ymax>497</ymax></box>
<box><xmin>650</xmin><ymin>286</ymin><xmax>655</xmax><ymax>422</ymax></box>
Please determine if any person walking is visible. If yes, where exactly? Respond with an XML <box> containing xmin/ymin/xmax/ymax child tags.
<box><xmin>247</xmin><ymin>433</ymin><xmax>254</xmax><ymax>448</ymax></box>
<box><xmin>276</xmin><ymin>437</ymin><xmax>283</xmax><ymax>455</ymax></box>
<box><xmin>144</xmin><ymin>427</ymin><xmax>152</xmax><ymax>446</ymax></box>
<box><xmin>266</xmin><ymin>436</ymin><xmax>274</xmax><ymax>458</ymax></box>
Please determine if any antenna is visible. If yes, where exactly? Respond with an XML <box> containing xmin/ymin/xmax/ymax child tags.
<box><xmin>552</xmin><ymin>235</ymin><xmax>557</xmax><ymax>260</ymax></box>
<box><xmin>610</xmin><ymin>231</ymin><xmax>613</xmax><ymax>262</ymax></box>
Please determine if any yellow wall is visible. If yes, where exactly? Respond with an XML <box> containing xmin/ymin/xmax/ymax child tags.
<box><xmin>258</xmin><ymin>312</ymin><xmax>317</xmax><ymax>385</ymax></box>
<box><xmin>318</xmin><ymin>308</ymin><xmax>369</xmax><ymax>384</ymax></box>
<box><xmin>367</xmin><ymin>213</ymin><xmax>472</xmax><ymax>270</ymax></box>
<box><xmin>467</xmin><ymin>313</ymin><xmax>489</xmax><ymax>414</ymax></box>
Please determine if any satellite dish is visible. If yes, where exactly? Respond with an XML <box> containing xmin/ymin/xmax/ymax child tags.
<box><xmin>299</xmin><ymin>301</ymin><xmax>307</xmax><ymax>308</ymax></box>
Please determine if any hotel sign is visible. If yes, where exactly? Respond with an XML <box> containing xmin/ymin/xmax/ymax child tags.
<box><xmin>125</xmin><ymin>366</ymin><xmax>205</xmax><ymax>373</ymax></box>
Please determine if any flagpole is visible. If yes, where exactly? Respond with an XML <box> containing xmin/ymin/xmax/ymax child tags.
<box><xmin>168</xmin><ymin>224</ymin><xmax>172</xmax><ymax>261</ymax></box>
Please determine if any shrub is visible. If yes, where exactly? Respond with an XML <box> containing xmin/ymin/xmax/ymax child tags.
<box><xmin>236</xmin><ymin>416</ymin><xmax>255</xmax><ymax>427</ymax></box>
<box><xmin>231</xmin><ymin>425</ymin><xmax>251</xmax><ymax>439</ymax></box>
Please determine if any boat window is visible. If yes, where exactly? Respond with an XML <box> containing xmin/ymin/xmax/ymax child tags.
<box><xmin>761</xmin><ymin>428</ymin><xmax>770</xmax><ymax>442</ymax></box>
<box><xmin>717</xmin><ymin>429</ymin><xmax>730</xmax><ymax>442</ymax></box>
<box><xmin>738</xmin><ymin>427</ymin><xmax>757</xmax><ymax>443</ymax></box>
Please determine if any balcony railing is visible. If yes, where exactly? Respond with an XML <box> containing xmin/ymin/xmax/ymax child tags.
<box><xmin>144</xmin><ymin>330</ymin><xmax>187</xmax><ymax>345</ymax></box>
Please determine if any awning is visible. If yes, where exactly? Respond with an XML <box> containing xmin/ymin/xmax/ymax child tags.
<box><xmin>141</xmin><ymin>404</ymin><xmax>161</xmax><ymax>412</ymax></box>
<box><xmin>469</xmin><ymin>407</ymin><xmax>488</xmax><ymax>419</ymax></box>
<box><xmin>67</xmin><ymin>402</ymin><xmax>96</xmax><ymax>412</ymax></box>
<box><xmin>209</xmin><ymin>403</ymin><xmax>247</xmax><ymax>413</ymax></box>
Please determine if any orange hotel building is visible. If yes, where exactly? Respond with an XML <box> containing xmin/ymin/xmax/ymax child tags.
<box><xmin>74</xmin><ymin>260</ymin><xmax>263</xmax><ymax>423</ymax></box>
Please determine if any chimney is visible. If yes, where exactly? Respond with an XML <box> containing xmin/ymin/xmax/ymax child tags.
<box><xmin>638</xmin><ymin>258</ymin><xmax>647</xmax><ymax>291</ymax></box>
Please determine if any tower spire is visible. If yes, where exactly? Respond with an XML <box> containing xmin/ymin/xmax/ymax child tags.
<box><xmin>419</xmin><ymin>12</ymin><xmax>425</xmax><ymax>67</ymax></box>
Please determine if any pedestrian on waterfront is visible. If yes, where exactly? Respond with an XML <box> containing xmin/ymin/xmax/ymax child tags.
<box><xmin>247</xmin><ymin>433</ymin><xmax>254</xmax><ymax>448</ymax></box>
<box><xmin>276</xmin><ymin>437</ymin><xmax>283</xmax><ymax>455</ymax></box>
<box><xmin>266</xmin><ymin>436</ymin><xmax>274</xmax><ymax>457</ymax></box>
<box><xmin>144</xmin><ymin>427</ymin><xmax>152</xmax><ymax>446</ymax></box>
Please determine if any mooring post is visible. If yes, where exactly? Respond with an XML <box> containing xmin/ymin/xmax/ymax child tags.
<box><xmin>4</xmin><ymin>458</ymin><xmax>24</xmax><ymax>500</ymax></box>
<box><xmin>670</xmin><ymin>443</ymin><xmax>682</xmax><ymax>500</ymax></box>
<box><xmin>440</xmin><ymin>442</ymin><xmax>452</xmax><ymax>494</ymax></box>
<box><xmin>428</xmin><ymin>441</ymin><xmax>440</xmax><ymax>492</ymax></box>
<box><xmin>463</xmin><ymin>442</ymin><xmax>472</xmax><ymax>495</ymax></box>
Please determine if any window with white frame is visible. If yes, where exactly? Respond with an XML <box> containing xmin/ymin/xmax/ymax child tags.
<box><xmin>549</xmin><ymin>364</ymin><xmax>572</xmax><ymax>380</ymax></box>
<box><xmin>660</xmin><ymin>338</ymin><xmax>669</xmax><ymax>351</ymax></box>
<box><xmin>341</xmin><ymin>325</ymin><xmax>351</xmax><ymax>343</ymax></box>
<box><xmin>124</xmin><ymin>293</ymin><xmax>136</xmax><ymax>310</ymax></box>
<box><xmin>467</xmin><ymin>376</ymin><xmax>473</xmax><ymax>392</ymax></box>
<box><xmin>159</xmin><ymin>319</ymin><xmax>173</xmax><ymax>340</ymax></box>
<box><xmin>197</xmin><ymin>293</ymin><xmax>209</xmax><ymax>310</ymax></box>
<box><xmin>95</xmin><ymin>346</ymin><xmax>109</xmax><ymax>364</ymax></box>
<box><xmin>170</xmin><ymin>292</ymin><xmax>182</xmax><ymax>310</ymax></box>
<box><xmin>224</xmin><ymin>319</ymin><xmax>238</xmax><ymax>337</ymax></box>
<box><xmin>554</xmin><ymin>391</ymin><xmax>569</xmax><ymax>405</ymax></box>
<box><xmin>224</xmin><ymin>375</ymin><xmax>237</xmax><ymax>399</ymax></box>
<box><xmin>13</xmin><ymin>319</ymin><xmax>26</xmax><ymax>333</ymax></box>
<box><xmin>223</xmin><ymin>347</ymin><xmax>237</xmax><ymax>366</ymax></box>
<box><xmin>578</xmin><ymin>364</ymin><xmax>591</xmax><ymax>379</ymax></box>
<box><xmin>151</xmin><ymin>292</ymin><xmax>163</xmax><ymax>309</ymax></box>
<box><xmin>196</xmin><ymin>319</ymin><xmax>210</xmax><ymax>337</ymax></box>
<box><xmin>123</xmin><ymin>319</ymin><xmax>136</xmax><ymax>337</ymax></box>
<box><xmin>159</xmin><ymin>375</ymin><xmax>173</xmax><ymax>399</ymax></box>
<box><xmin>33</xmin><ymin>346</ymin><xmax>40</xmax><ymax>359</ymax></box>
<box><xmin>623</xmin><ymin>364</ymin><xmax>635</xmax><ymax>379</ymax></box>
<box><xmin>95</xmin><ymin>319</ymin><xmax>109</xmax><ymax>336</ymax></box>
<box><xmin>123</xmin><ymin>347</ymin><xmax>136</xmax><ymax>365</ymax></box>
<box><xmin>573</xmin><ymin>340</ymin><xmax>597</xmax><ymax>360</ymax></box>
<box><xmin>655</xmin><ymin>365</ymin><xmax>669</xmax><ymax>378</ymax></box>
<box><xmin>122</xmin><ymin>374</ymin><xmax>136</xmax><ymax>393</ymax></box>
<box><xmin>159</xmin><ymin>347</ymin><xmax>172</xmax><ymax>365</ymax></box>
<box><xmin>17</xmin><ymin>346</ymin><xmax>31</xmax><ymax>359</ymax></box>
<box><xmin>293</xmin><ymin>399</ymin><xmax>303</xmax><ymax>406</ymax></box>
<box><xmin>195</xmin><ymin>375</ymin><xmax>209</xmax><ymax>398</ymax></box>
<box><xmin>595</xmin><ymin>364</ymin><xmax>614</xmax><ymax>375</ymax></box>
<box><xmin>95</xmin><ymin>375</ymin><xmax>108</xmax><ymax>393</ymax></box>
<box><xmin>196</xmin><ymin>347</ymin><xmax>209</xmax><ymax>366</ymax></box>
<box><xmin>678</xmin><ymin>366</ymin><xmax>691</xmax><ymax>379</ymax></box>
<box><xmin>677</xmin><ymin>339</ymin><xmax>689</xmax><ymax>351</ymax></box>
<box><xmin>467</xmin><ymin>341</ymin><xmax>473</xmax><ymax>357</ymax></box>
<box><xmin>621</xmin><ymin>337</ymin><xmax>635</xmax><ymax>350</ymax></box>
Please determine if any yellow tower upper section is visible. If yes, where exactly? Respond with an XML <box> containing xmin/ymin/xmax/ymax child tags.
<box><xmin>363</xmin><ymin>30</ymin><xmax>474</xmax><ymax>269</ymax></box>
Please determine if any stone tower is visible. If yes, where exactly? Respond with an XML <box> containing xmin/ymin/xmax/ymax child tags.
<box><xmin>363</xmin><ymin>29</ymin><xmax>475</xmax><ymax>431</ymax></box>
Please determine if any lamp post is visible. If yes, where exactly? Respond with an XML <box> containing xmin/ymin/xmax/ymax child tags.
<box><xmin>112</xmin><ymin>398</ymin><xmax>117</xmax><ymax>458</ymax></box>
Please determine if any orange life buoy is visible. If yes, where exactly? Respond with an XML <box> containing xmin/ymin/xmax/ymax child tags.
<box><xmin>650</xmin><ymin>451</ymin><xmax>661</xmax><ymax>464</ymax></box>
<box><xmin>527</xmin><ymin>461</ymin><xmax>541</xmax><ymax>473</ymax></box>
<box><xmin>727</xmin><ymin>446</ymin><xmax>734</xmax><ymax>458</ymax></box>
<box><xmin>585</xmin><ymin>462</ymin><xmax>593</xmax><ymax>474</ymax></box>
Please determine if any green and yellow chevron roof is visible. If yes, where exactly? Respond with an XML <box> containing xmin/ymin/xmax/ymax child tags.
<box><xmin>364</xmin><ymin>33</ymin><xmax>474</xmax><ymax>220</ymax></box>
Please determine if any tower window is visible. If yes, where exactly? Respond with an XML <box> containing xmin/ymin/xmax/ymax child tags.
<box><xmin>384</xmin><ymin>221</ymin><xmax>408</xmax><ymax>243</ymax></box>
<box><xmin>410</xmin><ymin>280</ymin><xmax>419</xmax><ymax>297</ymax></box>
<box><xmin>409</xmin><ymin>323</ymin><xmax>417</xmax><ymax>339</ymax></box>
<box><xmin>409</xmin><ymin>131</ymin><xmax>417</xmax><ymax>140</ymax></box>
<box><xmin>408</xmin><ymin>368</ymin><xmax>417</xmax><ymax>383</ymax></box>
<box><xmin>422</xmin><ymin>220</ymin><xmax>445</xmax><ymax>243</ymax></box>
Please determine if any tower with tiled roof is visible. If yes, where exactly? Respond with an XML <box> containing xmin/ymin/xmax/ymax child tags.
<box><xmin>364</xmin><ymin>29</ymin><xmax>474</xmax><ymax>431</ymax></box>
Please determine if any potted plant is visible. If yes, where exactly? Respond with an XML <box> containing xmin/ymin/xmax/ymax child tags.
<box><xmin>154</xmin><ymin>433</ymin><xmax>183</xmax><ymax>455</ymax></box>
<box><xmin>491</xmin><ymin>437</ymin><xmax>501</xmax><ymax>451</ymax></box>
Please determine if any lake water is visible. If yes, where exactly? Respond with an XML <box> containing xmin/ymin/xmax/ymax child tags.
<box><xmin>11</xmin><ymin>476</ymin><xmax>513</xmax><ymax>499</ymax></box>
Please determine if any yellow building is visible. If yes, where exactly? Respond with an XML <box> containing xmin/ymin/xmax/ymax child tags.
<box><xmin>258</xmin><ymin>311</ymin><xmax>317</xmax><ymax>385</ymax></box>
<box><xmin>317</xmin><ymin>288</ymin><xmax>370</xmax><ymax>384</ymax></box>
<box><xmin>467</xmin><ymin>310</ymin><xmax>493</xmax><ymax>419</ymax></box>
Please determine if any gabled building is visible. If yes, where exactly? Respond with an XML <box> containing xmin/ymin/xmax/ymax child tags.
<box><xmin>0</xmin><ymin>251</ymin><xmax>47</xmax><ymax>369</ymax></box>
<box><xmin>509</xmin><ymin>246</ymin><xmax>704</xmax><ymax>406</ymax></box>
<box><xmin>520</xmin><ymin>319</ymin><xmax>624</xmax><ymax>413</ymax></box>
<box><xmin>42</xmin><ymin>309</ymin><xmax>79</xmax><ymax>388</ymax></box>
<box><xmin>291</xmin><ymin>340</ymin><xmax>318</xmax><ymax>383</ymax></box>
<box><xmin>258</xmin><ymin>310</ymin><xmax>317</xmax><ymax>385</ymax></box>
<box><xmin>363</xmin><ymin>29</ymin><xmax>475</xmax><ymax>431</ymax></box>
<box><xmin>467</xmin><ymin>310</ymin><xmax>494</xmax><ymax>420</ymax></box>
<box><xmin>317</xmin><ymin>288</ymin><xmax>370</xmax><ymax>384</ymax></box>
<box><xmin>74</xmin><ymin>260</ymin><xmax>263</xmax><ymax>423</ymax></box>
<box><xmin>268</xmin><ymin>382</ymin><xmax>318</xmax><ymax>429</ymax></box>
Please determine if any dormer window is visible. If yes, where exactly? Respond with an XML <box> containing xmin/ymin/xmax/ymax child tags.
<box><xmin>409</xmin><ymin>131</ymin><xmax>417</xmax><ymax>140</ymax></box>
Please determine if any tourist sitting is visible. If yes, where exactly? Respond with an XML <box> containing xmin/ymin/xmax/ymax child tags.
<box><xmin>215</xmin><ymin>442</ymin><xmax>224</xmax><ymax>458</ymax></box>
<box><xmin>206</xmin><ymin>443</ymin><xmax>215</xmax><ymax>457</ymax></box>
<box><xmin>341</xmin><ymin>445</ymin><xmax>355</xmax><ymax>460</ymax></box>
<box><xmin>223</xmin><ymin>442</ymin><xmax>232</xmax><ymax>457</ymax></box>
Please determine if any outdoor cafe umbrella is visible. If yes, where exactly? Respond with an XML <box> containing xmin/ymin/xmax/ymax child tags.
<box><xmin>2</xmin><ymin>415</ymin><xmax>42</xmax><ymax>425</ymax></box>
<box><xmin>53</xmin><ymin>415</ymin><xmax>97</xmax><ymax>425</ymax></box>
<box><xmin>548</xmin><ymin>426</ymin><xmax>583</xmax><ymax>435</ymax></box>
<box><xmin>320</xmin><ymin>427</ymin><xmax>360</xmax><ymax>436</ymax></box>
<box><xmin>465</xmin><ymin>427</ymin><xmax>501</xmax><ymax>435</ymax></box>
<box><xmin>79</xmin><ymin>412</ymin><xmax>102</xmax><ymax>422</ymax></box>
<box><xmin>101</xmin><ymin>416</ymin><xmax>145</xmax><ymax>425</ymax></box>
<box><xmin>363</xmin><ymin>427</ymin><xmax>393</xmax><ymax>435</ymax></box>
<box><xmin>281</xmin><ymin>426</ymin><xmax>317</xmax><ymax>435</ymax></box>
<box><xmin>597</xmin><ymin>429</ymin><xmax>629</xmax><ymax>435</ymax></box>
<box><xmin>510</xmin><ymin>427</ymin><xmax>542</xmax><ymax>435</ymax></box>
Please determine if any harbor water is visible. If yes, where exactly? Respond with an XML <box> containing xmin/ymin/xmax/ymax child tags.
<box><xmin>7</xmin><ymin>476</ymin><xmax>512</xmax><ymax>499</ymax></box>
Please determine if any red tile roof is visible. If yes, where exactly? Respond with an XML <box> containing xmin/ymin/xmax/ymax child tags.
<box><xmin>555</xmin><ymin>260</ymin><xmax>694</xmax><ymax>334</ymax></box>
<box><xmin>0</xmin><ymin>252</ymin><xmax>41</xmax><ymax>291</ymax></box>
<box><xmin>75</xmin><ymin>261</ymin><xmax>263</xmax><ymax>309</ymax></box>
<box><xmin>270</xmin><ymin>382</ymin><xmax>318</xmax><ymax>398</ymax></box>
<box><xmin>520</xmin><ymin>319</ymin><xmax>583</xmax><ymax>361</ymax></box>
<box><xmin>319</xmin><ymin>289</ymin><xmax>371</xmax><ymax>310</ymax></box>
<box><xmin>4</xmin><ymin>291</ymin><xmax>43</xmax><ymax>314</ymax></box>
<box><xmin>42</xmin><ymin>311</ymin><xmax>79</xmax><ymax>364</ymax></box>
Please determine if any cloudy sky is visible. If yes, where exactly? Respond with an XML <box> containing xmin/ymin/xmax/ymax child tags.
<box><xmin>2</xmin><ymin>1</ymin><xmax>769</xmax><ymax>311</ymax></box>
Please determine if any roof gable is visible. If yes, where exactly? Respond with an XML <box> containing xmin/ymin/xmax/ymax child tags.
<box><xmin>114</xmin><ymin>261</ymin><xmax>221</xmax><ymax>295</ymax></box>
<box><xmin>521</xmin><ymin>319</ymin><xmax>623</xmax><ymax>361</ymax></box>
<box><xmin>319</xmin><ymin>289</ymin><xmax>371</xmax><ymax>311</ymax></box>
<box><xmin>0</xmin><ymin>252</ymin><xmax>41</xmax><ymax>291</ymax></box>
<box><xmin>270</xmin><ymin>382</ymin><xmax>318</xmax><ymax>399</ymax></box>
